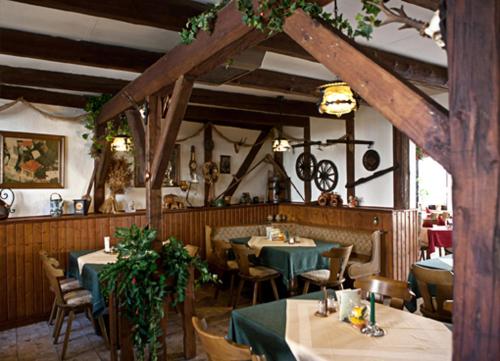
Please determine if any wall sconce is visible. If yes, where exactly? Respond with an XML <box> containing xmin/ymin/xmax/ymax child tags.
<box><xmin>373</xmin><ymin>216</ymin><xmax>379</xmax><ymax>226</ymax></box>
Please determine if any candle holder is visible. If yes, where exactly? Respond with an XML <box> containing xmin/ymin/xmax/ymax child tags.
<box><xmin>361</xmin><ymin>292</ymin><xmax>385</xmax><ymax>337</ymax></box>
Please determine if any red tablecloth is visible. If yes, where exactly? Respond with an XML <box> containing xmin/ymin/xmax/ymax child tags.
<box><xmin>427</xmin><ymin>227</ymin><xmax>453</xmax><ymax>254</ymax></box>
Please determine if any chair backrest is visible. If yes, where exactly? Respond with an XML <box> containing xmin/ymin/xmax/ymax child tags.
<box><xmin>185</xmin><ymin>244</ymin><xmax>200</xmax><ymax>258</ymax></box>
<box><xmin>210</xmin><ymin>240</ymin><xmax>232</xmax><ymax>269</ymax></box>
<box><xmin>322</xmin><ymin>245</ymin><xmax>352</xmax><ymax>284</ymax></box>
<box><xmin>412</xmin><ymin>264</ymin><xmax>453</xmax><ymax>321</ymax></box>
<box><xmin>231</xmin><ymin>243</ymin><xmax>254</xmax><ymax>277</ymax></box>
<box><xmin>192</xmin><ymin>317</ymin><xmax>264</xmax><ymax>361</ymax></box>
<box><xmin>41</xmin><ymin>255</ymin><xmax>66</xmax><ymax>305</ymax></box>
<box><xmin>354</xmin><ymin>276</ymin><xmax>413</xmax><ymax>309</ymax></box>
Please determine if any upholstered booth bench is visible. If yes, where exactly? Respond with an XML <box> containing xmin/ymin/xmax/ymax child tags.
<box><xmin>205</xmin><ymin>223</ymin><xmax>382</xmax><ymax>281</ymax></box>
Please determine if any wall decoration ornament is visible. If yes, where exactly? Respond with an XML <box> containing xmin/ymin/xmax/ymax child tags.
<box><xmin>362</xmin><ymin>149</ymin><xmax>381</xmax><ymax>171</ymax></box>
<box><xmin>162</xmin><ymin>144</ymin><xmax>181</xmax><ymax>187</ymax></box>
<box><xmin>295</xmin><ymin>152</ymin><xmax>317</xmax><ymax>181</ymax></box>
<box><xmin>1</xmin><ymin>131</ymin><xmax>65</xmax><ymax>188</ymax></box>
<box><xmin>314</xmin><ymin>160</ymin><xmax>339</xmax><ymax>192</ymax></box>
<box><xmin>219</xmin><ymin>155</ymin><xmax>231</xmax><ymax>174</ymax></box>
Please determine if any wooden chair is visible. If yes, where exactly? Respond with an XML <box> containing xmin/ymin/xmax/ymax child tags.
<box><xmin>185</xmin><ymin>244</ymin><xmax>200</xmax><ymax>258</ymax></box>
<box><xmin>42</xmin><ymin>255</ymin><xmax>109</xmax><ymax>359</ymax></box>
<box><xmin>412</xmin><ymin>264</ymin><xmax>453</xmax><ymax>323</ymax></box>
<box><xmin>39</xmin><ymin>250</ymin><xmax>82</xmax><ymax>325</ymax></box>
<box><xmin>192</xmin><ymin>316</ymin><xmax>265</xmax><ymax>361</ymax></box>
<box><xmin>231</xmin><ymin>243</ymin><xmax>280</xmax><ymax>308</ymax></box>
<box><xmin>209</xmin><ymin>240</ymin><xmax>239</xmax><ymax>306</ymax></box>
<box><xmin>301</xmin><ymin>245</ymin><xmax>353</xmax><ymax>294</ymax></box>
<box><xmin>354</xmin><ymin>276</ymin><xmax>413</xmax><ymax>310</ymax></box>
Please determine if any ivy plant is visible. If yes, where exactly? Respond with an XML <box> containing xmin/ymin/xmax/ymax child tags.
<box><xmin>180</xmin><ymin>0</ymin><xmax>382</xmax><ymax>45</ymax></box>
<box><xmin>82</xmin><ymin>94</ymin><xmax>131</xmax><ymax>158</ymax></box>
<box><xmin>100</xmin><ymin>225</ymin><xmax>217</xmax><ymax>361</ymax></box>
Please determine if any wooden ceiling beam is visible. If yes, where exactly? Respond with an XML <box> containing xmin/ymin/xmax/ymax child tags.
<box><xmin>184</xmin><ymin>105</ymin><xmax>307</xmax><ymax>128</ymax></box>
<box><xmin>283</xmin><ymin>9</ymin><xmax>450</xmax><ymax>170</ymax></box>
<box><xmin>9</xmin><ymin>0</ymin><xmax>207</xmax><ymax>32</ymax></box>
<box><xmin>0</xmin><ymin>65</ymin><xmax>129</xmax><ymax>94</ymax></box>
<box><xmin>1</xmin><ymin>64</ymin><xmax>325</xmax><ymax>104</ymax></box>
<box><xmin>0</xmin><ymin>28</ymin><xmax>160</xmax><ymax>72</ymax></box>
<box><xmin>0</xmin><ymin>9</ymin><xmax>448</xmax><ymax>87</ymax></box>
<box><xmin>0</xmin><ymin>84</ymin><xmax>87</xmax><ymax>108</ymax></box>
<box><xmin>96</xmin><ymin>1</ymin><xmax>268</xmax><ymax>125</ymax></box>
<box><xmin>227</xmin><ymin>69</ymin><xmax>323</xmax><ymax>96</ymax></box>
<box><xmin>257</xmin><ymin>34</ymin><xmax>448</xmax><ymax>88</ymax></box>
<box><xmin>0</xmin><ymin>84</ymin><xmax>296</xmax><ymax>130</ymax></box>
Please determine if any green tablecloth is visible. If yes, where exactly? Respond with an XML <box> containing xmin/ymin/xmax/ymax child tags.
<box><xmin>406</xmin><ymin>255</ymin><xmax>453</xmax><ymax>312</ymax></box>
<box><xmin>230</xmin><ymin>237</ymin><xmax>338</xmax><ymax>288</ymax></box>
<box><xmin>68</xmin><ymin>250</ymin><xmax>108</xmax><ymax>316</ymax></box>
<box><xmin>228</xmin><ymin>291</ymin><xmax>326</xmax><ymax>361</ymax></box>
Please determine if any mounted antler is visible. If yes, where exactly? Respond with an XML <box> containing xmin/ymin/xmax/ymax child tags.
<box><xmin>368</xmin><ymin>1</ymin><xmax>429</xmax><ymax>35</ymax></box>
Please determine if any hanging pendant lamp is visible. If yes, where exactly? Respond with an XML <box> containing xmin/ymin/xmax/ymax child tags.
<box><xmin>318</xmin><ymin>81</ymin><xmax>359</xmax><ymax>117</ymax></box>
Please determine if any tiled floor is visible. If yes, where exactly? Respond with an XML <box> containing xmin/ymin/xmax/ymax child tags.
<box><xmin>0</xmin><ymin>286</ymin><xmax>241</xmax><ymax>361</ymax></box>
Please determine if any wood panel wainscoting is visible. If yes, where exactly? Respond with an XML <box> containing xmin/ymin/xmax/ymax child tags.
<box><xmin>0</xmin><ymin>203</ymin><xmax>418</xmax><ymax>330</ymax></box>
<box><xmin>0</xmin><ymin>204</ymin><xmax>277</xmax><ymax>330</ymax></box>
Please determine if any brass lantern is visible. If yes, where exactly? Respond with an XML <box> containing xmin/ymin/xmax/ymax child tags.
<box><xmin>318</xmin><ymin>81</ymin><xmax>358</xmax><ymax>117</ymax></box>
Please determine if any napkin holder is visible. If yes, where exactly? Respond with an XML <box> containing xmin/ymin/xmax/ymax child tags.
<box><xmin>335</xmin><ymin>289</ymin><xmax>362</xmax><ymax>322</ymax></box>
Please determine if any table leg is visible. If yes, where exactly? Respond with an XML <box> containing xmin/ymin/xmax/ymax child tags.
<box><xmin>288</xmin><ymin>277</ymin><xmax>299</xmax><ymax>296</ymax></box>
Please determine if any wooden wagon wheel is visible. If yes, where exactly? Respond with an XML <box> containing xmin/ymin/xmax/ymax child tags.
<box><xmin>314</xmin><ymin>160</ymin><xmax>338</xmax><ymax>192</ymax></box>
<box><xmin>295</xmin><ymin>152</ymin><xmax>317</xmax><ymax>181</ymax></box>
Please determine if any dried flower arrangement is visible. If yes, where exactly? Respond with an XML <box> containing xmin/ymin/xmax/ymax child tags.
<box><xmin>100</xmin><ymin>155</ymin><xmax>133</xmax><ymax>213</ymax></box>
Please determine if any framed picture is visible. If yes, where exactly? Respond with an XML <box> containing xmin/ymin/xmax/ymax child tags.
<box><xmin>220</xmin><ymin>155</ymin><xmax>231</xmax><ymax>174</ymax></box>
<box><xmin>1</xmin><ymin>131</ymin><xmax>65</xmax><ymax>188</ymax></box>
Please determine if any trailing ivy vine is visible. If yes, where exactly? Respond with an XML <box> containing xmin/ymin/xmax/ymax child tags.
<box><xmin>82</xmin><ymin>94</ymin><xmax>131</xmax><ymax>157</ymax></box>
<box><xmin>180</xmin><ymin>0</ymin><xmax>382</xmax><ymax>45</ymax></box>
<box><xmin>100</xmin><ymin>225</ymin><xmax>217</xmax><ymax>361</ymax></box>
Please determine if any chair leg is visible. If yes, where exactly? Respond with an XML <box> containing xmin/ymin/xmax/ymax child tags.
<box><xmin>252</xmin><ymin>282</ymin><xmax>260</xmax><ymax>306</ymax></box>
<box><xmin>48</xmin><ymin>299</ymin><xmax>57</xmax><ymax>325</ymax></box>
<box><xmin>270</xmin><ymin>278</ymin><xmax>279</xmax><ymax>300</ymax></box>
<box><xmin>228</xmin><ymin>274</ymin><xmax>236</xmax><ymax>307</ymax></box>
<box><xmin>234</xmin><ymin>278</ymin><xmax>245</xmax><ymax>309</ymax></box>
<box><xmin>97</xmin><ymin>315</ymin><xmax>110</xmax><ymax>349</ymax></box>
<box><xmin>61</xmin><ymin>310</ymin><xmax>75</xmax><ymax>360</ymax></box>
<box><xmin>86</xmin><ymin>306</ymin><xmax>96</xmax><ymax>331</ymax></box>
<box><xmin>303</xmin><ymin>280</ymin><xmax>310</xmax><ymax>295</ymax></box>
<box><xmin>53</xmin><ymin>308</ymin><xmax>65</xmax><ymax>343</ymax></box>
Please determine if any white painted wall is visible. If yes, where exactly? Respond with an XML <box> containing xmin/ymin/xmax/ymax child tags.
<box><xmin>284</xmin><ymin>105</ymin><xmax>394</xmax><ymax>208</ymax></box>
<box><xmin>0</xmin><ymin>101</ymin><xmax>273</xmax><ymax>217</ymax></box>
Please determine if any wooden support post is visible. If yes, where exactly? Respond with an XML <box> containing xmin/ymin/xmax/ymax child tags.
<box><xmin>283</xmin><ymin>9</ymin><xmax>450</xmax><ymax>171</ymax></box>
<box><xmin>125</xmin><ymin>109</ymin><xmax>146</xmax><ymax>187</ymax></box>
<box><xmin>204</xmin><ymin>124</ymin><xmax>213</xmax><ymax>206</ymax></box>
<box><xmin>151</xmin><ymin>76</ymin><xmax>194</xmax><ymax>188</ymax></box>
<box><xmin>393</xmin><ymin>127</ymin><xmax>410</xmax><ymax>209</ymax></box>
<box><xmin>346</xmin><ymin>117</ymin><xmax>355</xmax><ymax>200</ymax></box>
<box><xmin>224</xmin><ymin>128</ymin><xmax>271</xmax><ymax>198</ymax></box>
<box><xmin>145</xmin><ymin>95</ymin><xmax>163</xmax><ymax>240</ymax></box>
<box><xmin>303</xmin><ymin>121</ymin><xmax>312</xmax><ymax>203</ymax></box>
<box><xmin>448</xmin><ymin>0</ymin><xmax>500</xmax><ymax>359</ymax></box>
<box><xmin>93</xmin><ymin>123</ymin><xmax>111</xmax><ymax>213</ymax></box>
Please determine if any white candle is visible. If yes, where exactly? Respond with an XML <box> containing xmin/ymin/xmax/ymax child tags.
<box><xmin>104</xmin><ymin>236</ymin><xmax>111</xmax><ymax>253</ymax></box>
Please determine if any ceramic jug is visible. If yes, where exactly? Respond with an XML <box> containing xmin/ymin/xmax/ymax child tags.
<box><xmin>50</xmin><ymin>193</ymin><xmax>64</xmax><ymax>217</ymax></box>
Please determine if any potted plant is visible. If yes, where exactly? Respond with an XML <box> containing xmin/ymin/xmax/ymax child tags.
<box><xmin>100</xmin><ymin>225</ymin><xmax>217</xmax><ymax>361</ymax></box>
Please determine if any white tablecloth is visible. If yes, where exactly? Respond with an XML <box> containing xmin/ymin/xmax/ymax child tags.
<box><xmin>285</xmin><ymin>299</ymin><xmax>452</xmax><ymax>361</ymax></box>
<box><xmin>247</xmin><ymin>236</ymin><xmax>316</xmax><ymax>256</ymax></box>
<box><xmin>77</xmin><ymin>249</ymin><xmax>117</xmax><ymax>274</ymax></box>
